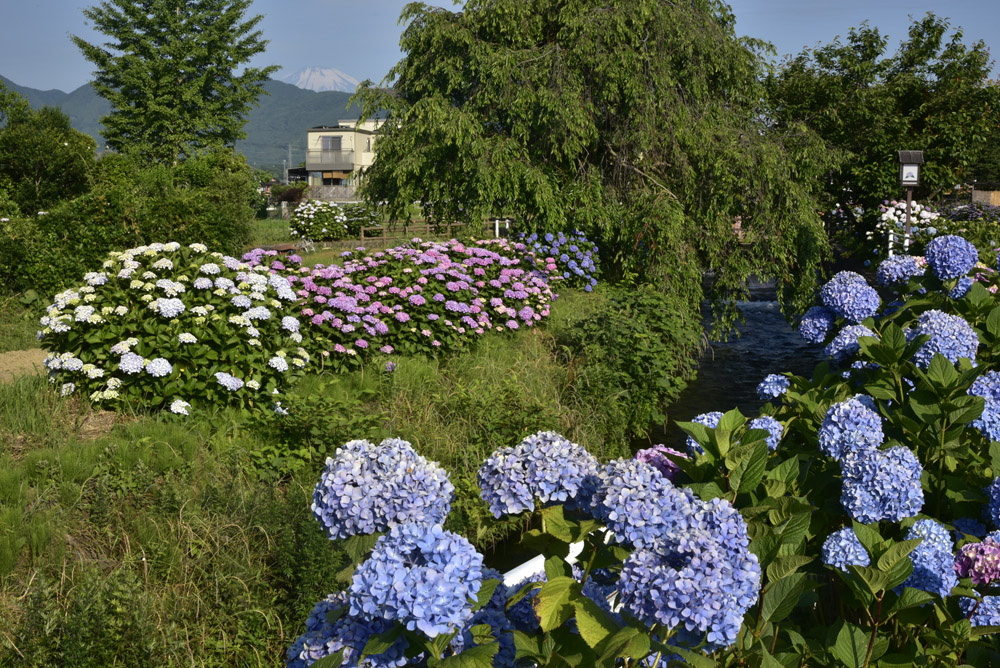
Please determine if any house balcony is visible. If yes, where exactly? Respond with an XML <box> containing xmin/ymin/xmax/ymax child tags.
<box><xmin>306</xmin><ymin>149</ymin><xmax>355</xmax><ymax>171</ymax></box>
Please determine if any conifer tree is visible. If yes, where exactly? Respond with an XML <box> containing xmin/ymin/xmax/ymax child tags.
<box><xmin>72</xmin><ymin>0</ymin><xmax>277</xmax><ymax>164</ymax></box>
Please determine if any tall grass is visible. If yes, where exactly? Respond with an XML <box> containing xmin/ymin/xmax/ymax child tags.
<box><xmin>0</xmin><ymin>297</ymin><xmax>39</xmax><ymax>354</ymax></box>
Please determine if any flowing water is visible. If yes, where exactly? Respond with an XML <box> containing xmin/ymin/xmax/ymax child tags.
<box><xmin>652</xmin><ymin>299</ymin><xmax>827</xmax><ymax>450</ymax></box>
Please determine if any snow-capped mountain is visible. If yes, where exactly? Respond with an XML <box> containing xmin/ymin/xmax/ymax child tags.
<box><xmin>278</xmin><ymin>67</ymin><xmax>359</xmax><ymax>93</ymax></box>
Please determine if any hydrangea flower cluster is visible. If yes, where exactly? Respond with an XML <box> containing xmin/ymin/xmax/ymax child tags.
<box><xmin>756</xmin><ymin>373</ymin><xmax>790</xmax><ymax>401</ymax></box>
<box><xmin>518</xmin><ymin>230</ymin><xmax>600</xmax><ymax>291</ymax></box>
<box><xmin>925</xmin><ymin>234</ymin><xmax>979</xmax><ymax>280</ymax></box>
<box><xmin>748</xmin><ymin>415</ymin><xmax>784</xmax><ymax>451</ymax></box>
<box><xmin>959</xmin><ymin>596</ymin><xmax>1000</xmax><ymax>627</ymax></box>
<box><xmin>616</xmin><ymin>493</ymin><xmax>761</xmax><ymax>652</ymax></box>
<box><xmin>242</xmin><ymin>248</ymin><xmax>303</xmax><ymax>274</ymax></box>
<box><xmin>289</xmin><ymin>199</ymin><xmax>350</xmax><ymax>241</ymax></box>
<box><xmin>634</xmin><ymin>444</ymin><xmax>687</xmax><ymax>481</ymax></box>
<box><xmin>954</xmin><ymin>538</ymin><xmax>1000</xmax><ymax>585</ymax></box>
<box><xmin>876</xmin><ymin>255</ymin><xmax>925</xmax><ymax>286</ymax></box>
<box><xmin>351</xmin><ymin>523</ymin><xmax>484</xmax><ymax>637</ymax></box>
<box><xmin>821</xmin><ymin>527</ymin><xmax>870</xmax><ymax>572</ymax></box>
<box><xmin>276</xmin><ymin>238</ymin><xmax>554</xmax><ymax>369</ymax></box>
<box><xmin>820</xmin><ymin>271</ymin><xmax>880</xmax><ymax>323</ymax></box>
<box><xmin>986</xmin><ymin>477</ymin><xmax>1000</xmax><ymax>528</ymax></box>
<box><xmin>799</xmin><ymin>305</ymin><xmax>836</xmax><ymax>344</ymax></box>
<box><xmin>968</xmin><ymin>371</ymin><xmax>1000</xmax><ymax>442</ymax></box>
<box><xmin>685</xmin><ymin>411</ymin><xmax>723</xmax><ymax>455</ymax></box>
<box><xmin>840</xmin><ymin>446</ymin><xmax>924</xmax><ymax>523</ymax></box>
<box><xmin>818</xmin><ymin>395</ymin><xmax>883</xmax><ymax>460</ymax></box>
<box><xmin>478</xmin><ymin>431</ymin><xmax>600</xmax><ymax>518</ymax></box>
<box><xmin>38</xmin><ymin>242</ymin><xmax>308</xmax><ymax>412</ymax></box>
<box><xmin>876</xmin><ymin>200</ymin><xmax>941</xmax><ymax>244</ymax></box>
<box><xmin>901</xmin><ymin>520</ymin><xmax>957</xmax><ymax>597</ymax></box>
<box><xmin>908</xmin><ymin>309</ymin><xmax>979</xmax><ymax>369</ymax></box>
<box><xmin>312</xmin><ymin>438</ymin><xmax>454</xmax><ymax>539</ymax></box>
<box><xmin>448</xmin><ymin>568</ymin><xmax>516</xmax><ymax>666</ymax></box>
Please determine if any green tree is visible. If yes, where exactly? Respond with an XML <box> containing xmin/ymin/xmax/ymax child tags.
<box><xmin>355</xmin><ymin>0</ymin><xmax>835</xmax><ymax>330</ymax></box>
<box><xmin>71</xmin><ymin>0</ymin><xmax>277</xmax><ymax>164</ymax></box>
<box><xmin>0</xmin><ymin>83</ymin><xmax>96</xmax><ymax>214</ymax></box>
<box><xmin>766</xmin><ymin>13</ymin><xmax>1000</xmax><ymax>225</ymax></box>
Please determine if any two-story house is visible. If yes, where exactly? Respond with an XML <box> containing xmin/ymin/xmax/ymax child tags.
<box><xmin>304</xmin><ymin>119</ymin><xmax>382</xmax><ymax>187</ymax></box>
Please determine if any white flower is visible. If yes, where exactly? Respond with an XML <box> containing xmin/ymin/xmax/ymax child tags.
<box><xmin>178</xmin><ymin>332</ymin><xmax>197</xmax><ymax>344</ymax></box>
<box><xmin>170</xmin><ymin>399</ymin><xmax>191</xmax><ymax>415</ymax></box>
<box><xmin>189</xmin><ymin>243</ymin><xmax>208</xmax><ymax>253</ymax></box>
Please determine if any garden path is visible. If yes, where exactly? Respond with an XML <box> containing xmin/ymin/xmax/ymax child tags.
<box><xmin>0</xmin><ymin>348</ymin><xmax>46</xmax><ymax>383</ymax></box>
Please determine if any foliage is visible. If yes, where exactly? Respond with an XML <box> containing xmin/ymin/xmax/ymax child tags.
<box><xmin>559</xmin><ymin>284</ymin><xmax>704</xmax><ymax>438</ymax></box>
<box><xmin>272</xmin><ymin>181</ymin><xmax>309</xmax><ymax>205</ymax></box>
<box><xmin>37</xmin><ymin>242</ymin><xmax>310</xmax><ymax>413</ymax></box>
<box><xmin>71</xmin><ymin>0</ymin><xmax>278</xmax><ymax>164</ymax></box>
<box><xmin>0</xmin><ymin>82</ymin><xmax>97</xmax><ymax>214</ymax></box>
<box><xmin>355</xmin><ymin>0</ymin><xmax>834</xmax><ymax>333</ymax></box>
<box><xmin>767</xmin><ymin>14</ymin><xmax>1000</xmax><ymax>238</ymax></box>
<box><xmin>0</xmin><ymin>150</ymin><xmax>258</xmax><ymax>297</ymax></box>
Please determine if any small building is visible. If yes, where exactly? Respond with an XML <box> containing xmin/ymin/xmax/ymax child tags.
<box><xmin>304</xmin><ymin>120</ymin><xmax>382</xmax><ymax>188</ymax></box>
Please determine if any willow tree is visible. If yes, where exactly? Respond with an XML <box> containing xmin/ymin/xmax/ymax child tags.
<box><xmin>355</xmin><ymin>0</ymin><xmax>836</xmax><ymax>330</ymax></box>
<box><xmin>72</xmin><ymin>0</ymin><xmax>276</xmax><ymax>164</ymax></box>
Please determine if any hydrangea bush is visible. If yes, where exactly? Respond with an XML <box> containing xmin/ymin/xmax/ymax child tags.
<box><xmin>38</xmin><ymin>242</ymin><xmax>309</xmax><ymax>413</ymax></box>
<box><xmin>518</xmin><ymin>230</ymin><xmax>600</xmax><ymax>291</ymax></box>
<box><xmin>289</xmin><ymin>199</ymin><xmax>351</xmax><ymax>242</ymax></box>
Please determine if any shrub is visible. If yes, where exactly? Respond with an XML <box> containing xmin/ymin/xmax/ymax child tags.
<box><xmin>518</xmin><ymin>229</ymin><xmax>600</xmax><ymax>290</ymax></box>
<box><xmin>37</xmin><ymin>242</ymin><xmax>310</xmax><ymax>413</ymax></box>
<box><xmin>289</xmin><ymin>199</ymin><xmax>350</xmax><ymax>241</ymax></box>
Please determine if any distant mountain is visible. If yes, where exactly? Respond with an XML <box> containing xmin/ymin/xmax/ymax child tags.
<box><xmin>278</xmin><ymin>67</ymin><xmax>359</xmax><ymax>93</ymax></box>
<box><xmin>0</xmin><ymin>75</ymin><xmax>360</xmax><ymax>175</ymax></box>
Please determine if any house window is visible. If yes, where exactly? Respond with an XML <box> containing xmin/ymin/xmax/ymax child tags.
<box><xmin>365</xmin><ymin>138</ymin><xmax>371</xmax><ymax>152</ymax></box>
<box><xmin>321</xmin><ymin>136</ymin><xmax>342</xmax><ymax>151</ymax></box>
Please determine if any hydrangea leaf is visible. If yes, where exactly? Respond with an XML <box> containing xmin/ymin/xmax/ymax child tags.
<box><xmin>534</xmin><ymin>576</ymin><xmax>580</xmax><ymax>632</ymax></box>
<box><xmin>830</xmin><ymin>620</ymin><xmax>870</xmax><ymax>668</ymax></box>
<box><xmin>987</xmin><ymin>306</ymin><xmax>1000</xmax><ymax>339</ymax></box>
<box><xmin>472</xmin><ymin>579</ymin><xmax>501</xmax><ymax>613</ymax></box>
<box><xmin>846</xmin><ymin>565</ymin><xmax>892</xmax><ymax>597</ymax></box>
<box><xmin>440</xmin><ymin>641</ymin><xmax>499</xmax><ymax>667</ymax></box>
<box><xmin>571</xmin><ymin>595</ymin><xmax>618</xmax><ymax>653</ymax></box>
<box><xmin>661</xmin><ymin>644</ymin><xmax>718</xmax><ymax>668</ymax></box>
<box><xmin>886</xmin><ymin>587</ymin><xmax>936</xmax><ymax>615</ymax></box>
<box><xmin>359</xmin><ymin>623</ymin><xmax>405</xmax><ymax>663</ymax></box>
<box><xmin>544</xmin><ymin>554</ymin><xmax>573</xmax><ymax>582</ymax></box>
<box><xmin>761</xmin><ymin>572</ymin><xmax>806</xmax><ymax>625</ymax></box>
<box><xmin>766</xmin><ymin>555</ymin><xmax>814</xmax><ymax>582</ymax></box>
<box><xmin>730</xmin><ymin>439</ymin><xmax>769</xmax><ymax>495</ymax></box>
<box><xmin>876</xmin><ymin>538</ymin><xmax>923</xmax><ymax>572</ymax></box>
<box><xmin>342</xmin><ymin>531</ymin><xmax>382</xmax><ymax>565</ymax></box>
<box><xmin>469</xmin><ymin>623</ymin><xmax>494</xmax><ymax>645</ymax></box>
<box><xmin>309</xmin><ymin>650</ymin><xmax>346</xmax><ymax>668</ymax></box>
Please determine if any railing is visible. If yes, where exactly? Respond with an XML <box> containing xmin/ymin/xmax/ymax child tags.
<box><xmin>305</xmin><ymin>149</ymin><xmax>355</xmax><ymax>171</ymax></box>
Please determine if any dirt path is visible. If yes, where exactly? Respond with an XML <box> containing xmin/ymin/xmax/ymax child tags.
<box><xmin>0</xmin><ymin>348</ymin><xmax>47</xmax><ymax>382</ymax></box>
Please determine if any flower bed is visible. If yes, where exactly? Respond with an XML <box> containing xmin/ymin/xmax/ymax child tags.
<box><xmin>37</xmin><ymin>242</ymin><xmax>310</xmax><ymax>413</ymax></box>
<box><xmin>283</xmin><ymin>238</ymin><xmax>554</xmax><ymax>370</ymax></box>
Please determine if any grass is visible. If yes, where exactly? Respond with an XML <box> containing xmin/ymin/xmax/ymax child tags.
<box><xmin>0</xmin><ymin>297</ymin><xmax>40</xmax><ymax>354</ymax></box>
<box><xmin>0</xmin><ymin>287</ymin><xmax>629</xmax><ymax>666</ymax></box>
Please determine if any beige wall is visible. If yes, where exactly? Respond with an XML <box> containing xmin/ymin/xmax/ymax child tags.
<box><xmin>973</xmin><ymin>189</ymin><xmax>1000</xmax><ymax>207</ymax></box>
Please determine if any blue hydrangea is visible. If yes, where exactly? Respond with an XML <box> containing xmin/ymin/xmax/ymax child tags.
<box><xmin>900</xmin><ymin>519</ymin><xmax>957</xmax><ymax>598</ymax></box>
<box><xmin>799</xmin><ymin>305</ymin><xmax>836</xmax><ymax>344</ymax></box>
<box><xmin>214</xmin><ymin>372</ymin><xmax>244</xmax><ymax>391</ymax></box>
<box><xmin>971</xmin><ymin>372</ymin><xmax>1000</xmax><ymax>401</ymax></box>
<box><xmin>968</xmin><ymin>373</ymin><xmax>1000</xmax><ymax>442</ymax></box>
<box><xmin>350</xmin><ymin>523</ymin><xmax>484</xmax><ymax>638</ymax></box>
<box><xmin>617</xmin><ymin>495</ymin><xmax>760</xmax><ymax>652</ymax></box>
<box><xmin>841</xmin><ymin>446</ymin><xmax>924</xmax><ymax>523</ymax></box>
<box><xmin>477</xmin><ymin>431</ymin><xmax>599</xmax><ymax>518</ymax></box>
<box><xmin>285</xmin><ymin>593</ymin><xmax>410</xmax><ymax>668</ymax></box>
<box><xmin>756</xmin><ymin>374</ymin><xmax>790</xmax><ymax>401</ymax></box>
<box><xmin>955</xmin><ymin>517</ymin><xmax>988</xmax><ymax>537</ymax></box>
<box><xmin>818</xmin><ymin>395</ymin><xmax>883</xmax><ymax>460</ymax></box>
<box><xmin>959</xmin><ymin>596</ymin><xmax>1000</xmax><ymax>627</ymax></box>
<box><xmin>748</xmin><ymin>416</ymin><xmax>783</xmax><ymax>451</ymax></box>
<box><xmin>876</xmin><ymin>255</ymin><xmax>925</xmax><ymax>286</ymax></box>
<box><xmin>825</xmin><ymin>325</ymin><xmax>876</xmax><ymax>364</ymax></box>
<box><xmin>987</xmin><ymin>478</ymin><xmax>1000</xmax><ymax>528</ymax></box>
<box><xmin>821</xmin><ymin>527</ymin><xmax>871</xmax><ymax>572</ymax></box>
<box><xmin>591</xmin><ymin>458</ymin><xmax>696</xmax><ymax>549</ymax></box>
<box><xmin>312</xmin><ymin>438</ymin><xmax>454</xmax><ymax>539</ymax></box>
<box><xmin>950</xmin><ymin>277</ymin><xmax>974</xmax><ymax>299</ymax></box>
<box><xmin>925</xmin><ymin>234</ymin><xmax>978</xmax><ymax>280</ymax></box>
<box><xmin>685</xmin><ymin>411</ymin><xmax>723</xmax><ymax>455</ymax></box>
<box><xmin>821</xmin><ymin>271</ymin><xmax>880</xmax><ymax>323</ymax></box>
<box><xmin>449</xmin><ymin>568</ymin><xmax>515</xmax><ymax>666</ymax></box>
<box><xmin>144</xmin><ymin>357</ymin><xmax>172</xmax><ymax>378</ymax></box>
<box><xmin>909</xmin><ymin>310</ymin><xmax>979</xmax><ymax>369</ymax></box>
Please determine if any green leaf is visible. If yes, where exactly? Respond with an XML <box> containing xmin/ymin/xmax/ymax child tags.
<box><xmin>359</xmin><ymin>623</ymin><xmax>404</xmax><ymax>662</ymax></box>
<box><xmin>572</xmin><ymin>596</ymin><xmax>618</xmax><ymax>651</ymax></box>
<box><xmin>535</xmin><ymin>576</ymin><xmax>579</xmax><ymax>632</ymax></box>
<box><xmin>342</xmin><ymin>532</ymin><xmax>382</xmax><ymax>565</ymax></box>
<box><xmin>544</xmin><ymin>555</ymin><xmax>573</xmax><ymax>582</ymax></box>
<box><xmin>473</xmin><ymin>579</ymin><xmax>501</xmax><ymax>612</ymax></box>
<box><xmin>766</xmin><ymin>555</ymin><xmax>814</xmax><ymax>582</ymax></box>
<box><xmin>440</xmin><ymin>642</ymin><xmax>499</xmax><ymax>667</ymax></box>
<box><xmin>760</xmin><ymin>646</ymin><xmax>785</xmax><ymax>668</ymax></box>
<box><xmin>987</xmin><ymin>306</ymin><xmax>1000</xmax><ymax>338</ymax></box>
<box><xmin>762</xmin><ymin>573</ymin><xmax>806</xmax><ymax>625</ymax></box>
<box><xmin>310</xmin><ymin>650</ymin><xmax>346</xmax><ymax>668</ymax></box>
<box><xmin>926</xmin><ymin>355</ymin><xmax>960</xmax><ymax>388</ymax></box>
<box><xmin>876</xmin><ymin>538</ymin><xmax>922</xmax><ymax>572</ymax></box>
<box><xmin>469</xmin><ymin>624</ymin><xmax>494</xmax><ymax>645</ymax></box>
<box><xmin>846</xmin><ymin>565</ymin><xmax>892</xmax><ymax>596</ymax></box>
<box><xmin>662</xmin><ymin>644</ymin><xmax>718</xmax><ymax>668</ymax></box>
<box><xmin>887</xmin><ymin>587</ymin><xmax>935</xmax><ymax>615</ymax></box>
<box><xmin>851</xmin><ymin>521</ymin><xmax>884</xmax><ymax>559</ymax></box>
<box><xmin>731</xmin><ymin>439</ymin><xmax>769</xmax><ymax>495</ymax></box>
<box><xmin>830</xmin><ymin>621</ymin><xmax>868</xmax><ymax>668</ymax></box>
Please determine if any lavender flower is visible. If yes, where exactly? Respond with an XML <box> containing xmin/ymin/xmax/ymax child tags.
<box><xmin>748</xmin><ymin>415</ymin><xmax>783</xmax><ymax>451</ymax></box>
<box><xmin>634</xmin><ymin>444</ymin><xmax>687</xmax><ymax>481</ymax></box>
<box><xmin>840</xmin><ymin>446</ymin><xmax>924</xmax><ymax>523</ymax></box>
<box><xmin>955</xmin><ymin>538</ymin><xmax>1000</xmax><ymax>585</ymax></box>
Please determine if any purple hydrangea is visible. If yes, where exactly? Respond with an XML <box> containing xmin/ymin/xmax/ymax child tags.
<box><xmin>686</xmin><ymin>411</ymin><xmax>723</xmax><ymax>455</ymax></box>
<box><xmin>821</xmin><ymin>271</ymin><xmax>880</xmax><ymax>323</ymax></box>
<box><xmin>748</xmin><ymin>415</ymin><xmax>784</xmax><ymax>451</ymax></box>
<box><xmin>477</xmin><ymin>431</ymin><xmax>599</xmax><ymax>518</ymax></box>
<box><xmin>350</xmin><ymin>523</ymin><xmax>484</xmax><ymax>637</ymax></box>
<box><xmin>799</xmin><ymin>305</ymin><xmax>836</xmax><ymax>344</ymax></box>
<box><xmin>821</xmin><ymin>527</ymin><xmax>871</xmax><ymax>572</ymax></box>
<box><xmin>840</xmin><ymin>446</ymin><xmax>924</xmax><ymax>523</ymax></box>
<box><xmin>825</xmin><ymin>324</ymin><xmax>876</xmax><ymax>364</ymax></box>
<box><xmin>955</xmin><ymin>538</ymin><xmax>1000</xmax><ymax>585</ymax></box>
<box><xmin>818</xmin><ymin>395</ymin><xmax>883</xmax><ymax>460</ymax></box>
<box><xmin>925</xmin><ymin>234</ymin><xmax>978</xmax><ymax>280</ymax></box>
<box><xmin>634</xmin><ymin>444</ymin><xmax>687</xmax><ymax>481</ymax></box>
<box><xmin>909</xmin><ymin>309</ymin><xmax>979</xmax><ymax>369</ymax></box>
<box><xmin>756</xmin><ymin>374</ymin><xmax>790</xmax><ymax>401</ymax></box>
<box><xmin>312</xmin><ymin>438</ymin><xmax>453</xmax><ymax>539</ymax></box>
<box><xmin>876</xmin><ymin>255</ymin><xmax>925</xmax><ymax>286</ymax></box>
<box><xmin>617</xmin><ymin>495</ymin><xmax>760</xmax><ymax>652</ymax></box>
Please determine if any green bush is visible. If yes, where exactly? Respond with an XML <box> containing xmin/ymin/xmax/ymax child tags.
<box><xmin>559</xmin><ymin>283</ymin><xmax>703</xmax><ymax>437</ymax></box>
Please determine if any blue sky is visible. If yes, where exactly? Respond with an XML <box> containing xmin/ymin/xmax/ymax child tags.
<box><xmin>0</xmin><ymin>0</ymin><xmax>996</xmax><ymax>93</ymax></box>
